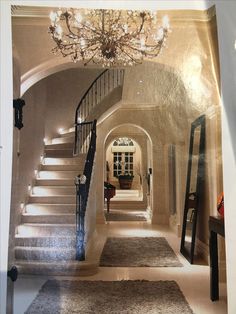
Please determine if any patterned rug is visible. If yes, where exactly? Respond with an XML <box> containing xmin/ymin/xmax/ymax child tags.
<box><xmin>25</xmin><ymin>280</ymin><xmax>193</xmax><ymax>314</ymax></box>
<box><xmin>105</xmin><ymin>211</ymin><xmax>147</xmax><ymax>221</ymax></box>
<box><xmin>100</xmin><ymin>237</ymin><xmax>183</xmax><ymax>267</ymax></box>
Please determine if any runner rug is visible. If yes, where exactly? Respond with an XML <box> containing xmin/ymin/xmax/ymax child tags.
<box><xmin>100</xmin><ymin>237</ymin><xmax>183</xmax><ymax>267</ymax></box>
<box><xmin>25</xmin><ymin>280</ymin><xmax>193</xmax><ymax>314</ymax></box>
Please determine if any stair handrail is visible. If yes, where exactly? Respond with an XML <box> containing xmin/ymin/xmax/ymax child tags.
<box><xmin>75</xmin><ymin>120</ymin><xmax>97</xmax><ymax>261</ymax></box>
<box><xmin>74</xmin><ymin>69</ymin><xmax>108</xmax><ymax>125</ymax></box>
<box><xmin>74</xmin><ymin>68</ymin><xmax>124</xmax><ymax>155</ymax></box>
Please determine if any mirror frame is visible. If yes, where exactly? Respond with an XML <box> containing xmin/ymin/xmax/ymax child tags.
<box><xmin>180</xmin><ymin>114</ymin><xmax>206</xmax><ymax>264</ymax></box>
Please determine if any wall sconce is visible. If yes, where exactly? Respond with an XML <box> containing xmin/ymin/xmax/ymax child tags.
<box><xmin>13</xmin><ymin>98</ymin><xmax>25</xmax><ymax>130</ymax></box>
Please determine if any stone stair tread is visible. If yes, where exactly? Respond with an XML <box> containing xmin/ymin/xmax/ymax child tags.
<box><xmin>15</xmin><ymin>246</ymin><xmax>75</xmax><ymax>251</ymax></box>
<box><xmin>32</xmin><ymin>185</ymin><xmax>75</xmax><ymax>189</ymax></box>
<box><xmin>26</xmin><ymin>203</ymin><xmax>75</xmax><ymax>206</ymax></box>
<box><xmin>22</xmin><ymin>213</ymin><xmax>75</xmax><ymax>216</ymax></box>
<box><xmin>30</xmin><ymin>194</ymin><xmax>75</xmax><ymax>196</ymax></box>
<box><xmin>20</xmin><ymin>223</ymin><xmax>75</xmax><ymax>226</ymax></box>
<box><xmin>15</xmin><ymin>234</ymin><xmax>75</xmax><ymax>238</ymax></box>
<box><xmin>59</xmin><ymin>131</ymin><xmax>75</xmax><ymax>138</ymax></box>
<box><xmin>45</xmin><ymin>143</ymin><xmax>73</xmax><ymax>149</ymax></box>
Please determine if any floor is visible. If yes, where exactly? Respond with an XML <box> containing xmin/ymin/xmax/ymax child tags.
<box><xmin>13</xmin><ymin>221</ymin><xmax>227</xmax><ymax>314</ymax></box>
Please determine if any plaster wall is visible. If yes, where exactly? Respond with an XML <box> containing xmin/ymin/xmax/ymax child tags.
<box><xmin>10</xmin><ymin>80</ymin><xmax>47</xmax><ymax>247</ymax></box>
<box><xmin>12</xmin><ymin>20</ymin><xmax>55</xmax><ymax>75</ymax></box>
<box><xmin>42</xmin><ymin>68</ymin><xmax>102</xmax><ymax>139</ymax></box>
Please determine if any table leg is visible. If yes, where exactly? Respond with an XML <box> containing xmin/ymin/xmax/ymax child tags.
<box><xmin>107</xmin><ymin>197</ymin><xmax>110</xmax><ymax>213</ymax></box>
<box><xmin>210</xmin><ymin>230</ymin><xmax>219</xmax><ymax>301</ymax></box>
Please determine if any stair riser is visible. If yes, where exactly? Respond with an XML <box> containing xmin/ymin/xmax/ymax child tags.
<box><xmin>32</xmin><ymin>187</ymin><xmax>76</xmax><ymax>196</ymax></box>
<box><xmin>38</xmin><ymin>171</ymin><xmax>78</xmax><ymax>179</ymax></box>
<box><xmin>45</xmin><ymin>143</ymin><xmax>73</xmax><ymax>149</ymax></box>
<box><xmin>15</xmin><ymin>248</ymin><xmax>76</xmax><ymax>261</ymax></box>
<box><xmin>29</xmin><ymin>196</ymin><xmax>75</xmax><ymax>204</ymax></box>
<box><xmin>22</xmin><ymin>214</ymin><xmax>75</xmax><ymax>224</ymax></box>
<box><xmin>16</xmin><ymin>263</ymin><xmax>98</xmax><ymax>276</ymax></box>
<box><xmin>17</xmin><ymin>225</ymin><xmax>76</xmax><ymax>237</ymax></box>
<box><xmin>51</xmin><ymin>137</ymin><xmax>74</xmax><ymax>144</ymax></box>
<box><xmin>59</xmin><ymin>131</ymin><xmax>75</xmax><ymax>138</ymax></box>
<box><xmin>15</xmin><ymin>237</ymin><xmax>76</xmax><ymax>248</ymax></box>
<box><xmin>26</xmin><ymin>204</ymin><xmax>75</xmax><ymax>214</ymax></box>
<box><xmin>44</xmin><ymin>150</ymin><xmax>74</xmax><ymax>158</ymax></box>
<box><xmin>35</xmin><ymin>179</ymin><xmax>75</xmax><ymax>186</ymax></box>
<box><xmin>108</xmin><ymin>203</ymin><xmax>147</xmax><ymax>210</ymax></box>
<box><xmin>40</xmin><ymin>165</ymin><xmax>83</xmax><ymax>171</ymax></box>
<box><xmin>44</xmin><ymin>156</ymin><xmax>85</xmax><ymax>165</ymax></box>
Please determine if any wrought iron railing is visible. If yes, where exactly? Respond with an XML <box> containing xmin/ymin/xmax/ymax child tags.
<box><xmin>74</xmin><ymin>68</ymin><xmax>124</xmax><ymax>155</ymax></box>
<box><xmin>73</xmin><ymin>68</ymin><xmax>124</xmax><ymax>261</ymax></box>
<box><xmin>75</xmin><ymin>120</ymin><xmax>97</xmax><ymax>261</ymax></box>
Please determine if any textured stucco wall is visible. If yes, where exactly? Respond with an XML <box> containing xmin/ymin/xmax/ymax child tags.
<box><xmin>11</xmin><ymin>8</ymin><xmax>222</xmax><ymax>259</ymax></box>
<box><xmin>42</xmin><ymin>68</ymin><xmax>102</xmax><ymax>139</ymax></box>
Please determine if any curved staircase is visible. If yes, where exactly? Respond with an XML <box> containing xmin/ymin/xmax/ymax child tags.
<box><xmin>14</xmin><ymin>68</ymin><xmax>125</xmax><ymax>275</ymax></box>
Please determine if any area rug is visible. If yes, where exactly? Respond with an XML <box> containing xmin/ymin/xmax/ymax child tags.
<box><xmin>105</xmin><ymin>211</ymin><xmax>147</xmax><ymax>221</ymax></box>
<box><xmin>100</xmin><ymin>237</ymin><xmax>183</xmax><ymax>267</ymax></box>
<box><xmin>25</xmin><ymin>280</ymin><xmax>193</xmax><ymax>314</ymax></box>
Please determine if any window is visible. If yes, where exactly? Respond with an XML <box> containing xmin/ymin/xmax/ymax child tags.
<box><xmin>113</xmin><ymin>152</ymin><xmax>134</xmax><ymax>177</ymax></box>
<box><xmin>112</xmin><ymin>138</ymin><xmax>135</xmax><ymax>177</ymax></box>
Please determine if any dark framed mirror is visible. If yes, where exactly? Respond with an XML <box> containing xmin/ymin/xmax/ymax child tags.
<box><xmin>180</xmin><ymin>115</ymin><xmax>205</xmax><ymax>264</ymax></box>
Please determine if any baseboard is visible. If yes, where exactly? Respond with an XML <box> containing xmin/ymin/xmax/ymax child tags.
<box><xmin>169</xmin><ymin>222</ymin><xmax>181</xmax><ymax>237</ymax></box>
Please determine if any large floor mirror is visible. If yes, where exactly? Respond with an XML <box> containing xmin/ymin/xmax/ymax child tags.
<box><xmin>180</xmin><ymin>115</ymin><xmax>206</xmax><ymax>264</ymax></box>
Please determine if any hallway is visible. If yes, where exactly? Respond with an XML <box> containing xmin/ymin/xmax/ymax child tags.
<box><xmin>14</xmin><ymin>222</ymin><xmax>227</xmax><ymax>314</ymax></box>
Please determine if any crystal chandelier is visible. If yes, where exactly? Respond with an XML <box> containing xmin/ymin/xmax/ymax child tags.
<box><xmin>49</xmin><ymin>8</ymin><xmax>170</xmax><ymax>67</ymax></box>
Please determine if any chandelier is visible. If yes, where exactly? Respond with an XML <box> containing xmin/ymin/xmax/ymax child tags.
<box><xmin>49</xmin><ymin>8</ymin><xmax>170</xmax><ymax>67</ymax></box>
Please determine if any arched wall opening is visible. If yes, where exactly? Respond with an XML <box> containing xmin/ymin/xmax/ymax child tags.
<box><xmin>95</xmin><ymin>122</ymin><xmax>156</xmax><ymax>224</ymax></box>
<box><xmin>105</xmin><ymin>136</ymin><xmax>143</xmax><ymax>192</ymax></box>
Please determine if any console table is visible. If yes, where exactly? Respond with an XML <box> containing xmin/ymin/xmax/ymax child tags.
<box><xmin>209</xmin><ymin>215</ymin><xmax>225</xmax><ymax>301</ymax></box>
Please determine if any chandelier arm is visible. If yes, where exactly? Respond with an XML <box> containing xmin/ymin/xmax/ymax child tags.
<box><xmin>81</xmin><ymin>24</ymin><xmax>102</xmax><ymax>37</ymax></box>
<box><xmin>64</xmin><ymin>13</ymin><xmax>80</xmax><ymax>38</ymax></box>
<box><xmin>118</xmin><ymin>46</ymin><xmax>142</xmax><ymax>64</ymax></box>
<box><xmin>138</xmin><ymin>12</ymin><xmax>146</xmax><ymax>34</ymax></box>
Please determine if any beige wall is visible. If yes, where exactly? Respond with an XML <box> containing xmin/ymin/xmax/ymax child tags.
<box><xmin>11</xmin><ymin>8</ymin><xmax>223</xmax><ymax>259</ymax></box>
<box><xmin>10</xmin><ymin>79</ymin><xmax>47</xmax><ymax>261</ymax></box>
<box><xmin>42</xmin><ymin>68</ymin><xmax>101</xmax><ymax>139</ymax></box>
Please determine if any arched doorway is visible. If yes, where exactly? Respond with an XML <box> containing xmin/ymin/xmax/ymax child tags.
<box><xmin>106</xmin><ymin>137</ymin><xmax>142</xmax><ymax>192</ymax></box>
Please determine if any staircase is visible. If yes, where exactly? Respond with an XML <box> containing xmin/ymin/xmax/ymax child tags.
<box><xmin>14</xmin><ymin>68</ymin><xmax>125</xmax><ymax>274</ymax></box>
<box><xmin>15</xmin><ymin>128</ymin><xmax>98</xmax><ymax>275</ymax></box>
